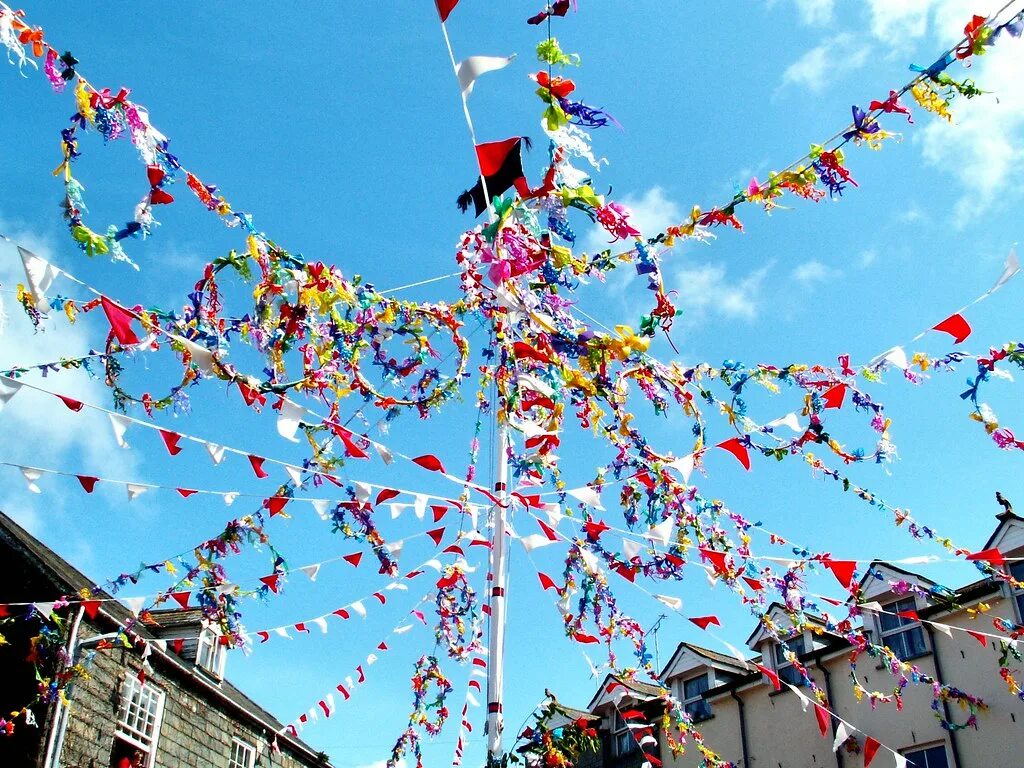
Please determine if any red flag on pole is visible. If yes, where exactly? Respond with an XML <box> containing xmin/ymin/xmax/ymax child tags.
<box><xmin>436</xmin><ymin>0</ymin><xmax>459</xmax><ymax>22</ymax></box>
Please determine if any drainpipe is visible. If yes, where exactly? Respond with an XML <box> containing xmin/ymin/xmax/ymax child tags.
<box><xmin>729</xmin><ymin>691</ymin><xmax>749</xmax><ymax>767</ymax></box>
<box><xmin>814</xmin><ymin>658</ymin><xmax>843</xmax><ymax>768</ymax></box>
<box><xmin>923</xmin><ymin>624</ymin><xmax>962</xmax><ymax>768</ymax></box>
<box><xmin>39</xmin><ymin>606</ymin><xmax>84</xmax><ymax>768</ymax></box>
<box><xmin>44</xmin><ymin>627</ymin><xmax>123</xmax><ymax>768</ymax></box>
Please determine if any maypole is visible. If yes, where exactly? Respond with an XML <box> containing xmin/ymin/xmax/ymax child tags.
<box><xmin>485</xmin><ymin>419</ymin><xmax>510</xmax><ymax>765</ymax></box>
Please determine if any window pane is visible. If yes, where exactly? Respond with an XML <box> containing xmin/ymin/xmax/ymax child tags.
<box><xmin>905</xmin><ymin>745</ymin><xmax>949</xmax><ymax>768</ymax></box>
<box><xmin>880</xmin><ymin>598</ymin><xmax>917</xmax><ymax>631</ymax></box>
<box><xmin>683</xmin><ymin>674</ymin><xmax>708</xmax><ymax>699</ymax></box>
<box><xmin>684</xmin><ymin>699</ymin><xmax>712</xmax><ymax>722</ymax></box>
<box><xmin>778</xmin><ymin>664</ymin><xmax>804</xmax><ymax>687</ymax></box>
<box><xmin>1010</xmin><ymin>561</ymin><xmax>1024</xmax><ymax>582</ymax></box>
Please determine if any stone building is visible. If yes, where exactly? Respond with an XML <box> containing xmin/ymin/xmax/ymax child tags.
<box><xmin>574</xmin><ymin>504</ymin><xmax>1024</xmax><ymax>768</ymax></box>
<box><xmin>0</xmin><ymin>510</ymin><xmax>331</xmax><ymax>768</ymax></box>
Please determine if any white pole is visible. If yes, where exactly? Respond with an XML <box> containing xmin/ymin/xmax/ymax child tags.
<box><xmin>485</xmin><ymin>420</ymin><xmax>510</xmax><ymax>765</ymax></box>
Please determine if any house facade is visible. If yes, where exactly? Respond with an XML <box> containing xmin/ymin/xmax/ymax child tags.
<box><xmin>576</xmin><ymin>505</ymin><xmax>1024</xmax><ymax>768</ymax></box>
<box><xmin>0</xmin><ymin>511</ymin><xmax>331</xmax><ymax>768</ymax></box>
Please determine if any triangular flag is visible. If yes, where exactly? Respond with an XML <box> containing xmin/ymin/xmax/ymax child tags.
<box><xmin>376</xmin><ymin>488</ymin><xmax>400</xmax><ymax>506</ymax></box>
<box><xmin>538</xmin><ymin>572</ymin><xmax>558</xmax><ymax>591</ymax></box>
<box><xmin>374</xmin><ymin>443</ymin><xmax>394</xmax><ymax>464</ymax></box>
<box><xmin>284</xmin><ymin>464</ymin><xmax>304</xmax><ymax>488</ymax></box>
<box><xmin>20</xmin><ymin>467</ymin><xmax>43</xmax><ymax>493</ymax></box>
<box><xmin>863</xmin><ymin>737</ymin><xmax>880</xmax><ymax>767</ymax></box>
<box><xmin>126</xmin><ymin>483</ymin><xmax>148</xmax><ymax>502</ymax></box>
<box><xmin>716</xmin><ymin>438</ymin><xmax>751</xmax><ymax>470</ymax></box>
<box><xmin>967</xmin><ymin>630</ymin><xmax>987</xmax><ymax>646</ymax></box>
<box><xmin>647</xmin><ymin>518</ymin><xmax>673</xmax><ymax>547</ymax></box>
<box><xmin>991</xmin><ymin>246</ymin><xmax>1020</xmax><ymax>292</ymax></box>
<box><xmin>82</xmin><ymin>600</ymin><xmax>100</xmax><ymax>620</ymax></box>
<box><xmin>223</xmin><ymin>492</ymin><xmax>239</xmax><ymax>506</ymax></box>
<box><xmin>170</xmin><ymin>591</ymin><xmax>190</xmax><ymax>610</ymax></box>
<box><xmin>766</xmin><ymin>412</ymin><xmax>803</xmax><ymax>433</ymax></box>
<box><xmin>205</xmin><ymin>442</ymin><xmax>226</xmax><ymax>464</ymax></box>
<box><xmin>0</xmin><ymin>378</ymin><xmax>22</xmax><ymax>412</ymax></box>
<box><xmin>814</xmin><ymin>703</ymin><xmax>830</xmax><ymax>737</ymax></box>
<box><xmin>931</xmin><ymin>622</ymin><xmax>952</xmax><ymax>638</ymax></box>
<box><xmin>966</xmin><ymin>548</ymin><xmax>1005</xmax><ymax>567</ymax></box>
<box><xmin>18</xmin><ymin>246</ymin><xmax>58</xmax><ymax>310</ymax></box>
<box><xmin>77</xmin><ymin>475</ymin><xmax>99</xmax><ymax>493</ymax></box>
<box><xmin>125</xmin><ymin>597</ymin><xmax>145</xmax><ymax>616</ymax></box>
<box><xmin>824</xmin><ymin>559</ymin><xmax>857</xmax><ymax>590</ymax></box>
<box><xmin>893</xmin><ymin>754</ymin><xmax>908</xmax><ymax>768</ymax></box>
<box><xmin>350</xmin><ymin>600</ymin><xmax>367</xmax><ymax>618</ymax></box>
<box><xmin>412</xmin><ymin>454</ymin><xmax>446</xmax><ymax>473</ymax></box>
<box><xmin>932</xmin><ymin>313</ymin><xmax>971</xmax><ymax>344</ymax></box>
<box><xmin>456</xmin><ymin>54</ymin><xmax>516</xmax><ymax>97</ymax></box>
<box><xmin>832</xmin><ymin>722</ymin><xmax>849</xmax><ymax>752</ymax></box>
<box><xmin>754</xmin><ymin>663</ymin><xmax>780</xmax><ymax>691</ymax></box>
<box><xmin>109</xmin><ymin>413</ymin><xmax>131</xmax><ymax>448</ymax></box>
<box><xmin>622</xmin><ymin>538</ymin><xmax>642</xmax><ymax>561</ymax></box>
<box><xmin>413</xmin><ymin>494</ymin><xmax>428</xmax><ymax>520</ymax></box>
<box><xmin>427</xmin><ymin>527</ymin><xmax>446</xmax><ymax>546</ymax></box>
<box><xmin>301</xmin><ymin>564</ymin><xmax>321</xmax><ymax>582</ymax></box>
<box><xmin>520</xmin><ymin>534</ymin><xmax>555</xmax><ymax>553</ymax></box>
<box><xmin>176</xmin><ymin>488</ymin><xmax>198</xmax><ymax>498</ymax></box>
<box><xmin>276</xmin><ymin>399</ymin><xmax>307</xmax><ymax>443</ymax></box>
<box><xmin>668</xmin><ymin>453</ymin><xmax>695</xmax><ymax>482</ymax></box>
<box><xmin>653</xmin><ymin>594</ymin><xmax>681</xmax><ymax>611</ymax></box>
<box><xmin>260</xmin><ymin>574</ymin><xmax>281</xmax><ymax>594</ymax></box>
<box><xmin>567</xmin><ymin>486</ymin><xmax>604</xmax><ymax>510</ymax></box>
<box><xmin>436</xmin><ymin>0</ymin><xmax>459</xmax><ymax>23</ymax></box>
<box><xmin>432</xmin><ymin>504</ymin><xmax>449</xmax><ymax>522</ymax></box>
<box><xmin>872</xmin><ymin>346</ymin><xmax>908</xmax><ymax>370</ymax></box>
<box><xmin>689</xmin><ymin>616</ymin><xmax>719</xmax><ymax>630</ymax></box>
<box><xmin>248</xmin><ymin>455</ymin><xmax>269</xmax><ymax>478</ymax></box>
<box><xmin>101</xmin><ymin>296</ymin><xmax>141</xmax><ymax>345</ymax></box>
<box><xmin>159</xmin><ymin>429</ymin><xmax>183</xmax><ymax>456</ymax></box>
<box><xmin>310</xmin><ymin>499</ymin><xmax>330</xmax><ymax>519</ymax></box>
<box><xmin>265</xmin><ymin>497</ymin><xmax>290</xmax><ymax>516</ymax></box>
<box><xmin>343</xmin><ymin>552</ymin><xmax>363</xmax><ymax>568</ymax></box>
<box><xmin>821</xmin><ymin>383</ymin><xmax>847</xmax><ymax>410</ymax></box>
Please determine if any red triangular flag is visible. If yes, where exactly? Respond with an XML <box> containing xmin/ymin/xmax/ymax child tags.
<box><xmin>172</xmin><ymin>639</ymin><xmax>184</xmax><ymax>655</ymax></box>
<box><xmin>584</xmin><ymin>519</ymin><xmax>609</xmax><ymax>541</ymax></box>
<box><xmin>814</xmin><ymin>703</ymin><xmax>830</xmax><ymax>737</ymax></box>
<box><xmin>257</xmin><ymin>631</ymin><xmax>270</xmax><ymax>643</ymax></box>
<box><xmin>699</xmin><ymin>548</ymin><xmax>728</xmax><ymax>575</ymax></box>
<box><xmin>743</xmin><ymin>576</ymin><xmax>764</xmax><ymax>591</ymax></box>
<box><xmin>966</xmin><ymin>547</ymin><xmax>1005</xmax><ymax>567</ymax></box>
<box><xmin>614</xmin><ymin>564</ymin><xmax>637</xmax><ymax>582</ymax></box>
<box><xmin>412</xmin><ymin>454</ymin><xmax>446</xmax><ymax>474</ymax></box>
<box><xmin>170</xmin><ymin>591</ymin><xmax>190</xmax><ymax>610</ymax></box>
<box><xmin>431</xmin><ymin>505</ymin><xmax>449</xmax><ymax>522</ymax></box>
<box><xmin>824</xmin><ymin>559</ymin><xmax>857</xmax><ymax>590</ymax></box>
<box><xmin>343</xmin><ymin>552</ymin><xmax>363</xmax><ymax>568</ymax></box>
<box><xmin>932</xmin><ymin>313</ymin><xmax>972</xmax><ymax>344</ymax></box>
<box><xmin>58</xmin><ymin>395</ymin><xmax>84</xmax><ymax>412</ymax></box>
<box><xmin>538</xmin><ymin>519</ymin><xmax>559</xmax><ymax>541</ymax></box>
<box><xmin>259</xmin><ymin>574</ymin><xmax>281</xmax><ymax>594</ymax></box>
<box><xmin>896</xmin><ymin>609</ymin><xmax>920</xmax><ymax>622</ymax></box>
<box><xmin>573</xmin><ymin>632</ymin><xmax>599</xmax><ymax>644</ymax></box>
<box><xmin>77</xmin><ymin>475</ymin><xmax>99</xmax><ymax>493</ymax></box>
<box><xmin>513</xmin><ymin>341</ymin><xmax>551</xmax><ymax>364</ymax></box>
<box><xmin>443</xmin><ymin>544</ymin><xmax>465</xmax><ymax>556</ymax></box>
<box><xmin>82</xmin><ymin>600</ymin><xmax>100</xmax><ymax>620</ymax></box>
<box><xmin>295</xmin><ymin>623</ymin><xmax>309</xmax><ymax>634</ymax></box>
<box><xmin>689</xmin><ymin>615</ymin><xmax>720</xmax><ymax>630</ymax></box>
<box><xmin>149</xmin><ymin>188</ymin><xmax>174</xmax><ymax>205</ymax></box>
<box><xmin>863</xmin><ymin>736</ymin><xmax>880</xmax><ymax>766</ymax></box>
<box><xmin>821</xmin><ymin>383</ymin><xmax>847</xmax><ymax>410</ymax></box>
<box><xmin>237</xmin><ymin>382</ymin><xmax>267</xmax><ymax>408</ymax></box>
<box><xmin>435</xmin><ymin>0</ymin><xmax>459</xmax><ymax>22</ymax></box>
<box><xmin>334</xmin><ymin>609</ymin><xmax>350</xmax><ymax>620</ymax></box>
<box><xmin>967</xmin><ymin>630</ymin><xmax>987</xmax><ymax>646</ymax></box>
<box><xmin>248</xmin><ymin>454</ymin><xmax>269</xmax><ymax>479</ymax></box>
<box><xmin>146</xmin><ymin>165</ymin><xmax>165</xmax><ymax>187</ymax></box>
<box><xmin>427</xmin><ymin>527</ymin><xmax>446</xmax><ymax>546</ymax></box>
<box><xmin>101</xmin><ymin>296</ymin><xmax>141</xmax><ymax>345</ymax></box>
<box><xmin>538</xmin><ymin>572</ymin><xmax>558</xmax><ymax>591</ymax></box>
<box><xmin>265</xmin><ymin>497</ymin><xmax>289</xmax><ymax>516</ymax></box>
<box><xmin>716</xmin><ymin>437</ymin><xmax>751</xmax><ymax>470</ymax></box>
<box><xmin>176</xmin><ymin>488</ymin><xmax>198</xmax><ymax>498</ymax></box>
<box><xmin>754</xmin><ymin>663</ymin><xmax>780</xmax><ymax>691</ymax></box>
<box><xmin>375</xmin><ymin>488</ymin><xmax>400</xmax><ymax>506</ymax></box>
<box><xmin>159</xmin><ymin>429</ymin><xmax>183</xmax><ymax>456</ymax></box>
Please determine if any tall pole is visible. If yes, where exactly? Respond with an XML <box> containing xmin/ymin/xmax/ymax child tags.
<box><xmin>486</xmin><ymin>420</ymin><xmax>510</xmax><ymax>766</ymax></box>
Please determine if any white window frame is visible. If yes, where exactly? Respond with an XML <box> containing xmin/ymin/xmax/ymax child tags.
<box><xmin>772</xmin><ymin>634</ymin><xmax>806</xmax><ymax>687</ymax></box>
<box><xmin>196</xmin><ymin>626</ymin><xmax>227</xmax><ymax>679</ymax></box>
<box><xmin>901</xmin><ymin>741</ymin><xmax>950</xmax><ymax>768</ymax></box>
<box><xmin>681</xmin><ymin>673</ymin><xmax>712</xmax><ymax>722</ymax></box>
<box><xmin>1009</xmin><ymin>561</ymin><xmax>1024</xmax><ymax>623</ymax></box>
<box><xmin>879</xmin><ymin>597</ymin><xmax>928</xmax><ymax>660</ymax></box>
<box><xmin>610</xmin><ymin>711</ymin><xmax>637</xmax><ymax>757</ymax></box>
<box><xmin>115</xmin><ymin>676</ymin><xmax>165</xmax><ymax>768</ymax></box>
<box><xmin>229</xmin><ymin>737</ymin><xmax>257</xmax><ymax>768</ymax></box>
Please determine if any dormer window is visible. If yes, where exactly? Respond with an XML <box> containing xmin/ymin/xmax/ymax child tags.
<box><xmin>196</xmin><ymin>627</ymin><xmax>226</xmax><ymax>678</ymax></box>
<box><xmin>682</xmin><ymin>674</ymin><xmax>712</xmax><ymax>722</ymax></box>
<box><xmin>773</xmin><ymin>635</ymin><xmax>806</xmax><ymax>686</ymax></box>
<box><xmin>1010</xmin><ymin>561</ymin><xmax>1024</xmax><ymax>622</ymax></box>
<box><xmin>879</xmin><ymin>597</ymin><xmax>927</xmax><ymax>659</ymax></box>
<box><xmin>611</xmin><ymin>711</ymin><xmax>638</xmax><ymax>757</ymax></box>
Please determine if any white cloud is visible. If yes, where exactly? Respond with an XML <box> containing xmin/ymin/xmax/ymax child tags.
<box><xmin>780</xmin><ymin>34</ymin><xmax>871</xmax><ymax>93</ymax></box>
<box><xmin>669</xmin><ymin>262</ymin><xmax>770</xmax><ymax>323</ymax></box>
<box><xmin>795</xmin><ymin>0</ymin><xmax>835</xmax><ymax>24</ymax></box>
<box><xmin>791</xmin><ymin>259</ymin><xmax>840</xmax><ymax>285</ymax></box>
<box><xmin>862</xmin><ymin>0</ymin><xmax>932</xmax><ymax>45</ymax></box>
<box><xmin>583</xmin><ymin>186</ymin><xmax>680</xmax><ymax>255</ymax></box>
<box><xmin>858</xmin><ymin>249</ymin><xmax>878</xmax><ymax>268</ymax></box>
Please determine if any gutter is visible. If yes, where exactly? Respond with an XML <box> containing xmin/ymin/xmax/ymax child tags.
<box><xmin>815</xmin><ymin>658</ymin><xmax>843</xmax><ymax>768</ymax></box>
<box><xmin>923</xmin><ymin>624</ymin><xmax>962</xmax><ymax>768</ymax></box>
<box><xmin>729</xmin><ymin>690</ymin><xmax>750</xmax><ymax>767</ymax></box>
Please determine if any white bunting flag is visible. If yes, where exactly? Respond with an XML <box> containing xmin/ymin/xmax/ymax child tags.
<box><xmin>893</xmin><ymin>755</ymin><xmax>908</xmax><ymax>768</ymax></box>
<box><xmin>20</xmin><ymin>467</ymin><xmax>42</xmax><ymax>494</ymax></box>
<box><xmin>647</xmin><ymin>518</ymin><xmax>673</xmax><ymax>547</ymax></box>
<box><xmin>766</xmin><ymin>413</ymin><xmax>803</xmax><ymax>433</ymax></box>
<box><xmin>125</xmin><ymin>596</ymin><xmax>146</xmax><ymax>616</ymax></box>
<box><xmin>0</xmin><ymin>378</ymin><xmax>22</xmax><ymax>411</ymax></box>
<box><xmin>832</xmin><ymin>722</ymin><xmax>849</xmax><ymax>752</ymax></box>
<box><xmin>126</xmin><ymin>484</ymin><xmax>149</xmax><ymax>502</ymax></box>
<box><xmin>390</xmin><ymin>503</ymin><xmax>406</xmax><ymax>520</ymax></box>
<box><xmin>621</xmin><ymin>537</ymin><xmax>642</xmax><ymax>561</ymax></box>
<box><xmin>519</xmin><ymin>534</ymin><xmax>555</xmax><ymax>553</ymax></box>
<box><xmin>223</xmin><ymin>492</ymin><xmax>239</xmax><ymax>506</ymax></box>
<box><xmin>653</xmin><ymin>594</ymin><xmax>681</xmax><ymax>610</ymax></box>
<box><xmin>300</xmin><ymin>564</ymin><xmax>321</xmax><ymax>582</ymax></box>
<box><xmin>177</xmin><ymin>338</ymin><xmax>214</xmax><ymax>374</ymax></box>
<box><xmin>374</xmin><ymin>443</ymin><xmax>393</xmax><ymax>464</ymax></box>
<box><xmin>276</xmin><ymin>399</ymin><xmax>307</xmax><ymax>443</ymax></box>
<box><xmin>109</xmin><ymin>413</ymin><xmax>131</xmax><ymax>448</ymax></box>
<box><xmin>18</xmin><ymin>246</ymin><xmax>58</xmax><ymax>310</ymax></box>
<box><xmin>991</xmin><ymin>246</ymin><xmax>1020</xmax><ymax>292</ymax></box>
<box><xmin>310</xmin><ymin>499</ymin><xmax>330</xmax><ymax>520</ymax></box>
<box><xmin>273</xmin><ymin>627</ymin><xmax>291</xmax><ymax>640</ymax></box>
<box><xmin>931</xmin><ymin>621</ymin><xmax>953</xmax><ymax>638</ymax></box>
<box><xmin>386</xmin><ymin>539</ymin><xmax>404</xmax><ymax>564</ymax></box>
<box><xmin>284</xmin><ymin>465</ymin><xmax>305</xmax><ymax>488</ymax></box>
<box><xmin>413</xmin><ymin>494</ymin><xmax>428</xmax><ymax>520</ymax></box>
<box><xmin>311</xmin><ymin>617</ymin><xmax>329</xmax><ymax>634</ymax></box>
<box><xmin>567</xmin><ymin>486</ymin><xmax>604</xmax><ymax>510</ymax></box>
<box><xmin>395</xmin><ymin>624</ymin><xmax>413</xmax><ymax>635</ymax></box>
<box><xmin>353</xmin><ymin>481</ymin><xmax>372</xmax><ymax>503</ymax></box>
<box><xmin>870</xmin><ymin>346</ymin><xmax>908</xmax><ymax>371</ymax></box>
<box><xmin>205</xmin><ymin>442</ymin><xmax>226</xmax><ymax>465</ymax></box>
<box><xmin>787</xmin><ymin>683</ymin><xmax>810</xmax><ymax>712</ymax></box>
<box><xmin>668</xmin><ymin>454</ymin><xmax>695</xmax><ymax>482</ymax></box>
<box><xmin>579</xmin><ymin>547</ymin><xmax>601</xmax><ymax>574</ymax></box>
<box><xmin>456</xmin><ymin>54</ymin><xmax>516</xmax><ymax>97</ymax></box>
<box><xmin>350</xmin><ymin>600</ymin><xmax>367</xmax><ymax>618</ymax></box>
<box><xmin>33</xmin><ymin>602</ymin><xmax>56</xmax><ymax>619</ymax></box>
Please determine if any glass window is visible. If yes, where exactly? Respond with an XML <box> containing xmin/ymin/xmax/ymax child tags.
<box><xmin>682</xmin><ymin>674</ymin><xmax>711</xmax><ymax>721</ymax></box>
<box><xmin>612</xmin><ymin>712</ymin><xmax>638</xmax><ymax>757</ymax></box>
<box><xmin>1010</xmin><ymin>562</ymin><xmax>1024</xmax><ymax>621</ymax></box>
<box><xmin>881</xmin><ymin>598</ymin><xmax>927</xmax><ymax>659</ymax></box>
<box><xmin>904</xmin><ymin>744</ymin><xmax>949</xmax><ymax>768</ymax></box>
<box><xmin>773</xmin><ymin>635</ymin><xmax>806</xmax><ymax>687</ymax></box>
<box><xmin>115</xmin><ymin>677</ymin><xmax>164</xmax><ymax>767</ymax></box>
<box><xmin>229</xmin><ymin>738</ymin><xmax>256</xmax><ymax>768</ymax></box>
<box><xmin>197</xmin><ymin>628</ymin><xmax>226</xmax><ymax>678</ymax></box>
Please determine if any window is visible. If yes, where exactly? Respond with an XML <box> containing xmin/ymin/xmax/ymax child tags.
<box><xmin>880</xmin><ymin>598</ymin><xmax>927</xmax><ymax>660</ymax></box>
<box><xmin>229</xmin><ymin>738</ymin><xmax>256</xmax><ymax>768</ymax></box>
<box><xmin>197</xmin><ymin>627</ymin><xmax>226</xmax><ymax>678</ymax></box>
<box><xmin>115</xmin><ymin>677</ymin><xmax>164</xmax><ymax>767</ymax></box>
<box><xmin>903</xmin><ymin>744</ymin><xmax>949</xmax><ymax>768</ymax></box>
<box><xmin>682</xmin><ymin>674</ymin><xmax>712</xmax><ymax>722</ymax></box>
<box><xmin>611</xmin><ymin>712</ymin><xmax>638</xmax><ymax>757</ymax></box>
<box><xmin>1010</xmin><ymin>561</ymin><xmax>1024</xmax><ymax>621</ymax></box>
<box><xmin>773</xmin><ymin>635</ymin><xmax>806</xmax><ymax>686</ymax></box>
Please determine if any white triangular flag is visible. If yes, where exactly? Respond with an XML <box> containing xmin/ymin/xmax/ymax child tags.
<box><xmin>310</xmin><ymin>499</ymin><xmax>330</xmax><ymax>520</ymax></box>
<box><xmin>125</xmin><ymin>596</ymin><xmax>146</xmax><ymax>616</ymax></box>
<box><xmin>390</xmin><ymin>503</ymin><xmax>406</xmax><ymax>520</ymax></box>
<box><xmin>579</xmin><ymin>547</ymin><xmax>601</xmax><ymax>574</ymax></box>
<box><xmin>205</xmin><ymin>442</ymin><xmax>226</xmax><ymax>464</ymax></box>
<box><xmin>787</xmin><ymin>683</ymin><xmax>810</xmax><ymax>712</ymax></box>
<box><xmin>456</xmin><ymin>54</ymin><xmax>516</xmax><ymax>97</ymax></box>
<box><xmin>386</xmin><ymin>539</ymin><xmax>404</xmax><ymax>564</ymax></box>
<box><xmin>109</xmin><ymin>413</ymin><xmax>131</xmax><ymax>449</ymax></box>
<box><xmin>893</xmin><ymin>755</ymin><xmax>908</xmax><ymax>768</ymax></box>
<box><xmin>832</xmin><ymin>722</ymin><xmax>849</xmax><ymax>752</ymax></box>
<box><xmin>653</xmin><ymin>594</ymin><xmax>681</xmax><ymax>610</ymax></box>
<box><xmin>766</xmin><ymin>413</ymin><xmax>803</xmax><ymax>433</ymax></box>
<box><xmin>126</xmin><ymin>484</ymin><xmax>148</xmax><ymax>502</ymax></box>
<box><xmin>520</xmin><ymin>534</ymin><xmax>555</xmax><ymax>553</ymax></box>
<box><xmin>871</xmin><ymin>346</ymin><xmax>908</xmax><ymax>370</ymax></box>
<box><xmin>311</xmin><ymin>617</ymin><xmax>329</xmax><ymax>634</ymax></box>
<box><xmin>991</xmin><ymin>246</ymin><xmax>1020</xmax><ymax>292</ymax></box>
<box><xmin>374</xmin><ymin>443</ymin><xmax>393</xmax><ymax>464</ymax></box>
<box><xmin>276</xmin><ymin>399</ymin><xmax>307</xmax><ymax>443</ymax></box>
<box><xmin>467</xmin><ymin>691</ymin><xmax>480</xmax><ymax>708</ymax></box>
<box><xmin>176</xmin><ymin>337</ymin><xmax>214</xmax><ymax>374</ymax></box>
<box><xmin>543</xmin><ymin>503</ymin><xmax>563</xmax><ymax>526</ymax></box>
<box><xmin>931</xmin><ymin>621</ymin><xmax>952</xmax><ymax>638</ymax></box>
<box><xmin>20</xmin><ymin>467</ymin><xmax>43</xmax><ymax>494</ymax></box>
<box><xmin>647</xmin><ymin>518</ymin><xmax>673</xmax><ymax>547</ymax></box>
<box><xmin>413</xmin><ymin>494</ymin><xmax>428</xmax><ymax>520</ymax></box>
<box><xmin>567</xmin><ymin>486</ymin><xmax>604</xmax><ymax>510</ymax></box>
<box><xmin>33</xmin><ymin>602</ymin><xmax>56</xmax><ymax>619</ymax></box>
<box><xmin>394</xmin><ymin>624</ymin><xmax>413</xmax><ymax>634</ymax></box>
<box><xmin>223</xmin><ymin>492</ymin><xmax>239</xmax><ymax>506</ymax></box>
<box><xmin>301</xmin><ymin>564</ymin><xmax>321</xmax><ymax>582</ymax></box>
<box><xmin>350</xmin><ymin>600</ymin><xmax>367</xmax><ymax>618</ymax></box>
<box><xmin>353</xmin><ymin>481</ymin><xmax>372</xmax><ymax>503</ymax></box>
<box><xmin>0</xmin><ymin>378</ymin><xmax>22</xmax><ymax>411</ymax></box>
<box><xmin>723</xmin><ymin>642</ymin><xmax>752</xmax><ymax>669</ymax></box>
<box><xmin>284</xmin><ymin>465</ymin><xmax>305</xmax><ymax>488</ymax></box>
<box><xmin>668</xmin><ymin>454</ymin><xmax>694</xmax><ymax>482</ymax></box>
<box><xmin>621</xmin><ymin>538</ymin><xmax>642</xmax><ymax>561</ymax></box>
<box><xmin>18</xmin><ymin>246</ymin><xmax>58</xmax><ymax>311</ymax></box>
<box><xmin>273</xmin><ymin>627</ymin><xmax>291</xmax><ymax>640</ymax></box>
<box><xmin>424</xmin><ymin>558</ymin><xmax>443</xmax><ymax>572</ymax></box>
<box><xmin>308</xmin><ymin>707</ymin><xmax>318</xmax><ymax>723</ymax></box>
<box><xmin>367</xmin><ymin>653</ymin><xmax>378</xmax><ymax>665</ymax></box>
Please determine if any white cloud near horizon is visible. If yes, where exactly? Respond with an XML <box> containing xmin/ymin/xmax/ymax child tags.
<box><xmin>780</xmin><ymin>34</ymin><xmax>872</xmax><ymax>94</ymax></box>
<box><xmin>791</xmin><ymin>259</ymin><xmax>841</xmax><ymax>286</ymax></box>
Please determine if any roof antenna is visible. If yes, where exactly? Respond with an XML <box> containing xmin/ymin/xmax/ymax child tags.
<box><xmin>648</xmin><ymin>614</ymin><xmax>668</xmax><ymax>672</ymax></box>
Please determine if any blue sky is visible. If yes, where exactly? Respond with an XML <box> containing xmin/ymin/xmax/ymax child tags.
<box><xmin>1</xmin><ymin>1</ymin><xmax>1023</xmax><ymax>766</ymax></box>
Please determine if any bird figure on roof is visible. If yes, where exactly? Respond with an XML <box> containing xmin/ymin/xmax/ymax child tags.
<box><xmin>996</xmin><ymin>491</ymin><xmax>1013</xmax><ymax>515</ymax></box>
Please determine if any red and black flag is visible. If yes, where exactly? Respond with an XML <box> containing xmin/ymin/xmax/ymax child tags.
<box><xmin>457</xmin><ymin>136</ymin><xmax>531</xmax><ymax>217</ymax></box>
